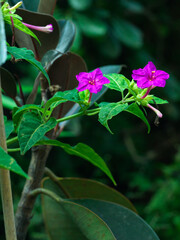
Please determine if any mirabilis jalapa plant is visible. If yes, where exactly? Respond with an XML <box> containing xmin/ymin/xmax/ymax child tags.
<box><xmin>0</xmin><ymin>1</ymin><xmax>169</xmax><ymax>240</ymax></box>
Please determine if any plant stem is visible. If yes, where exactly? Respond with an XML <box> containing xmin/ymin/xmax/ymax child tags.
<box><xmin>8</xmin><ymin>148</ymin><xmax>20</xmax><ymax>152</ymax></box>
<box><xmin>0</xmin><ymin>77</ymin><xmax>17</xmax><ymax>240</ymax></box>
<box><xmin>29</xmin><ymin>187</ymin><xmax>63</xmax><ymax>202</ymax></box>
<box><xmin>56</xmin><ymin>108</ymin><xmax>100</xmax><ymax>123</ymax></box>
<box><xmin>6</xmin><ymin>136</ymin><xmax>18</xmax><ymax>146</ymax></box>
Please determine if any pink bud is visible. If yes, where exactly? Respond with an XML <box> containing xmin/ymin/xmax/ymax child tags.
<box><xmin>147</xmin><ymin>104</ymin><xmax>163</xmax><ymax>118</ymax></box>
<box><xmin>22</xmin><ymin>22</ymin><xmax>53</xmax><ymax>33</ymax></box>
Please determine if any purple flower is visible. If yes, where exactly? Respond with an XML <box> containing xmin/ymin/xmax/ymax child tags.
<box><xmin>76</xmin><ymin>68</ymin><xmax>110</xmax><ymax>94</ymax></box>
<box><xmin>22</xmin><ymin>23</ymin><xmax>53</xmax><ymax>33</ymax></box>
<box><xmin>132</xmin><ymin>62</ymin><xmax>169</xmax><ymax>89</ymax></box>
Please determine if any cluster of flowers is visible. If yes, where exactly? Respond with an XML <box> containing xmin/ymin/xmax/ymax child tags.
<box><xmin>76</xmin><ymin>62</ymin><xmax>169</xmax><ymax>118</ymax></box>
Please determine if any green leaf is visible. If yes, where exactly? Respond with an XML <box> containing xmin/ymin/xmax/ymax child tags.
<box><xmin>0</xmin><ymin>146</ymin><xmax>29</xmax><ymax>178</ymax></box>
<box><xmin>150</xmin><ymin>96</ymin><xmax>169</xmax><ymax>105</ymax></box>
<box><xmin>44</xmin><ymin>89</ymin><xmax>81</xmax><ymax>115</ymax></box>
<box><xmin>4</xmin><ymin>15</ymin><xmax>40</xmax><ymax>44</ymax></box>
<box><xmin>4</xmin><ymin>117</ymin><xmax>14</xmax><ymax>139</ymax></box>
<box><xmin>0</xmin><ymin>7</ymin><xmax>7</xmax><ymax>65</ymax></box>
<box><xmin>2</xmin><ymin>94</ymin><xmax>16</xmax><ymax>109</ymax></box>
<box><xmin>113</xmin><ymin>19</ymin><xmax>143</xmax><ymax>48</ymax></box>
<box><xmin>99</xmin><ymin>102</ymin><xmax>128</xmax><ymax>133</ymax></box>
<box><xmin>13</xmin><ymin>104</ymin><xmax>43</xmax><ymax>131</ymax></box>
<box><xmin>104</xmin><ymin>73</ymin><xmax>130</xmax><ymax>92</ymax></box>
<box><xmin>42</xmin><ymin>177</ymin><xmax>137</xmax><ymax>213</ymax></box>
<box><xmin>126</xmin><ymin>103</ymin><xmax>150</xmax><ymax>133</ymax></box>
<box><xmin>37</xmin><ymin>139</ymin><xmax>116</xmax><ymax>185</ymax></box>
<box><xmin>73</xmin><ymin>199</ymin><xmax>160</xmax><ymax>240</ymax></box>
<box><xmin>7</xmin><ymin>46</ymin><xmax>50</xmax><ymax>84</ymax></box>
<box><xmin>42</xmin><ymin>193</ymin><xmax>116</xmax><ymax>240</ymax></box>
<box><xmin>18</xmin><ymin>112</ymin><xmax>57</xmax><ymax>154</ymax></box>
<box><xmin>68</xmin><ymin>0</ymin><xmax>92</xmax><ymax>11</ymax></box>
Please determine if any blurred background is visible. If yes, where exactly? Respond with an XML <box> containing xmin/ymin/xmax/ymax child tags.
<box><xmin>1</xmin><ymin>0</ymin><xmax>180</xmax><ymax>239</ymax></box>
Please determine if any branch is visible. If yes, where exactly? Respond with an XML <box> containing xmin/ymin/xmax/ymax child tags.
<box><xmin>15</xmin><ymin>145</ymin><xmax>52</xmax><ymax>240</ymax></box>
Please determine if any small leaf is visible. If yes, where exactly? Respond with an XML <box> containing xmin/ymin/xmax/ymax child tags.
<box><xmin>0</xmin><ymin>146</ymin><xmax>29</xmax><ymax>178</ymax></box>
<box><xmin>7</xmin><ymin>46</ymin><xmax>50</xmax><ymax>84</ymax></box>
<box><xmin>37</xmin><ymin>139</ymin><xmax>116</xmax><ymax>185</ymax></box>
<box><xmin>104</xmin><ymin>73</ymin><xmax>130</xmax><ymax>92</ymax></box>
<box><xmin>44</xmin><ymin>89</ymin><xmax>81</xmax><ymax>114</ymax></box>
<box><xmin>99</xmin><ymin>102</ymin><xmax>129</xmax><ymax>133</ymax></box>
<box><xmin>18</xmin><ymin>112</ymin><xmax>57</xmax><ymax>154</ymax></box>
<box><xmin>13</xmin><ymin>104</ymin><xmax>43</xmax><ymax>131</ymax></box>
<box><xmin>126</xmin><ymin>103</ymin><xmax>150</xmax><ymax>133</ymax></box>
<box><xmin>42</xmin><ymin>177</ymin><xmax>137</xmax><ymax>213</ymax></box>
<box><xmin>150</xmin><ymin>96</ymin><xmax>169</xmax><ymax>104</ymax></box>
<box><xmin>2</xmin><ymin>94</ymin><xmax>16</xmax><ymax>109</ymax></box>
<box><xmin>0</xmin><ymin>7</ymin><xmax>7</xmax><ymax>65</ymax></box>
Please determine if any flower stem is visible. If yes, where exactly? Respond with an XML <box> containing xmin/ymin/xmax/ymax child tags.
<box><xmin>0</xmin><ymin>77</ymin><xmax>17</xmax><ymax>240</ymax></box>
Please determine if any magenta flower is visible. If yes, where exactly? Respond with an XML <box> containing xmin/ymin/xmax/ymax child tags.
<box><xmin>132</xmin><ymin>62</ymin><xmax>169</xmax><ymax>89</ymax></box>
<box><xmin>76</xmin><ymin>68</ymin><xmax>110</xmax><ymax>94</ymax></box>
<box><xmin>22</xmin><ymin>23</ymin><xmax>53</xmax><ymax>33</ymax></box>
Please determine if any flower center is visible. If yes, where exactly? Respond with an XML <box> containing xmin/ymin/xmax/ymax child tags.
<box><xmin>88</xmin><ymin>80</ymin><xmax>95</xmax><ymax>85</ymax></box>
<box><xmin>149</xmin><ymin>70</ymin><xmax>156</xmax><ymax>81</ymax></box>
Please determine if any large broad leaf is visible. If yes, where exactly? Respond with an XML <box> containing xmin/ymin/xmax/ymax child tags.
<box><xmin>99</xmin><ymin>102</ymin><xmax>129</xmax><ymax>133</ymax></box>
<box><xmin>113</xmin><ymin>18</ymin><xmax>143</xmax><ymax>49</ymax></box>
<box><xmin>104</xmin><ymin>73</ymin><xmax>130</xmax><ymax>93</ymax></box>
<box><xmin>37</xmin><ymin>139</ymin><xmax>116</xmax><ymax>185</ymax></box>
<box><xmin>56</xmin><ymin>20</ymin><xmax>76</xmax><ymax>53</ymax></box>
<box><xmin>0</xmin><ymin>67</ymin><xmax>17</xmax><ymax>98</ymax></box>
<box><xmin>42</xmin><ymin>193</ymin><xmax>116</xmax><ymax>240</ymax></box>
<box><xmin>7</xmin><ymin>46</ymin><xmax>50</xmax><ymax>84</ymax></box>
<box><xmin>0</xmin><ymin>7</ymin><xmax>7</xmax><ymax>65</ymax></box>
<box><xmin>73</xmin><ymin>199</ymin><xmax>160</xmax><ymax>240</ymax></box>
<box><xmin>42</xmin><ymin>177</ymin><xmax>137</xmax><ymax>212</ymax></box>
<box><xmin>18</xmin><ymin>112</ymin><xmax>57</xmax><ymax>154</ymax></box>
<box><xmin>126</xmin><ymin>103</ymin><xmax>150</xmax><ymax>133</ymax></box>
<box><xmin>15</xmin><ymin>9</ymin><xmax>60</xmax><ymax>60</ymax></box>
<box><xmin>38</xmin><ymin>0</ymin><xmax>57</xmax><ymax>15</ymax></box>
<box><xmin>0</xmin><ymin>146</ymin><xmax>29</xmax><ymax>178</ymax></box>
